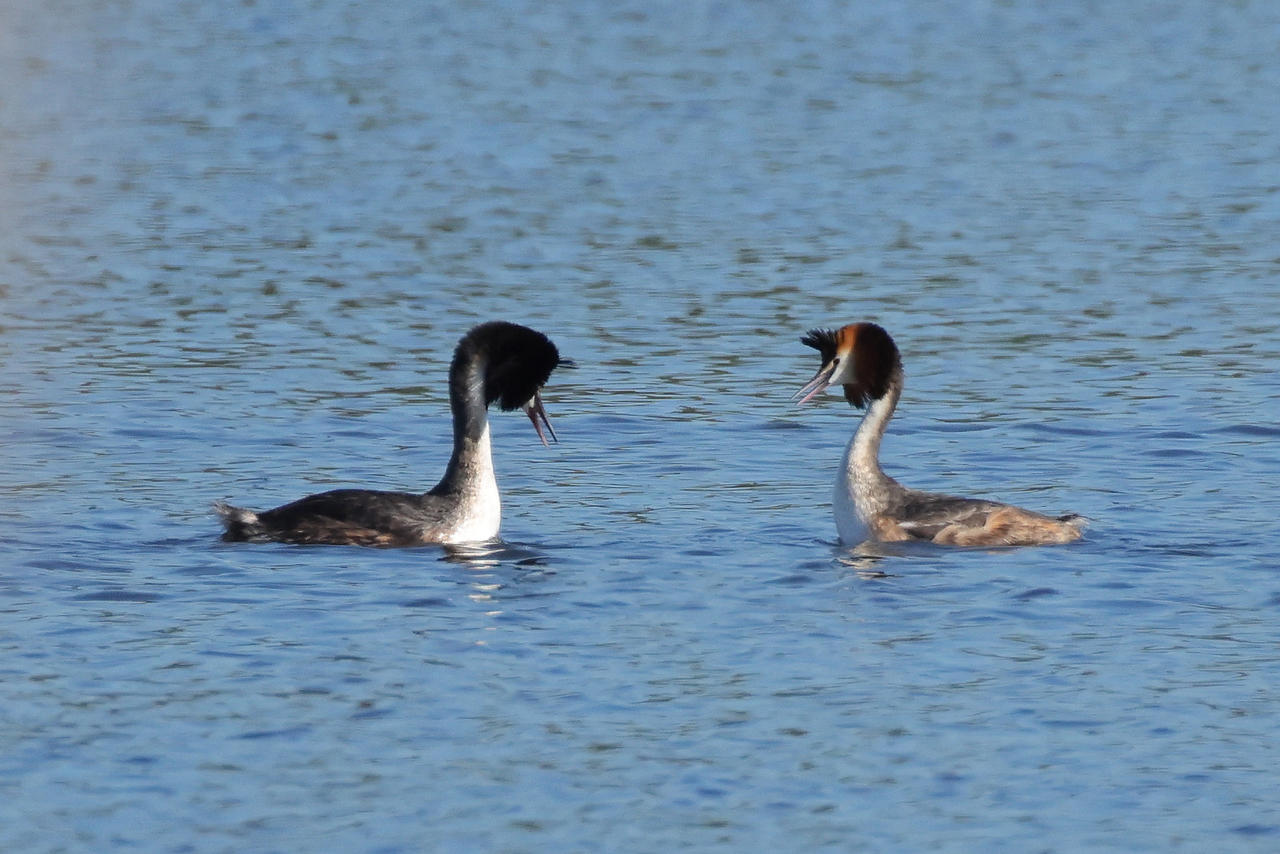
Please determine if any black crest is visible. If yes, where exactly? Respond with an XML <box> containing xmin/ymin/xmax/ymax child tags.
<box><xmin>455</xmin><ymin>321</ymin><xmax>562</xmax><ymax>411</ymax></box>
<box><xmin>800</xmin><ymin>328</ymin><xmax>838</xmax><ymax>364</ymax></box>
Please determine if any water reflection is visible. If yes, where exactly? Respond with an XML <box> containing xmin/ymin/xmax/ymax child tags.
<box><xmin>438</xmin><ymin>540</ymin><xmax>550</xmax><ymax>568</ymax></box>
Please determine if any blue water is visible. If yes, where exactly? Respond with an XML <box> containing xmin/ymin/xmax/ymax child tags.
<box><xmin>3</xmin><ymin>1</ymin><xmax>1280</xmax><ymax>851</ymax></box>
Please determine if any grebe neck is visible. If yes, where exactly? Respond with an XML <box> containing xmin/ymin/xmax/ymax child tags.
<box><xmin>836</xmin><ymin>372</ymin><xmax>904</xmax><ymax>529</ymax></box>
<box><xmin>433</xmin><ymin>353</ymin><xmax>497</xmax><ymax>498</ymax></box>
<box><xmin>851</xmin><ymin>384</ymin><xmax>899</xmax><ymax>486</ymax></box>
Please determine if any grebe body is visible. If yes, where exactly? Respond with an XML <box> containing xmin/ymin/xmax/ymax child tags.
<box><xmin>797</xmin><ymin>322</ymin><xmax>1085</xmax><ymax>548</ymax></box>
<box><xmin>216</xmin><ymin>321</ymin><xmax>564</xmax><ymax>546</ymax></box>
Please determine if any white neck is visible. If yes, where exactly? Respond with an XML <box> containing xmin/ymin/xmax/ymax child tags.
<box><xmin>443</xmin><ymin>422</ymin><xmax>502</xmax><ymax>543</ymax></box>
<box><xmin>833</xmin><ymin>390</ymin><xmax>900</xmax><ymax>544</ymax></box>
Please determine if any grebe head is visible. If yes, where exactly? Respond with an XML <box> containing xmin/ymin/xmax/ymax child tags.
<box><xmin>794</xmin><ymin>322</ymin><xmax>900</xmax><ymax>409</ymax></box>
<box><xmin>457</xmin><ymin>321</ymin><xmax>566</xmax><ymax>445</ymax></box>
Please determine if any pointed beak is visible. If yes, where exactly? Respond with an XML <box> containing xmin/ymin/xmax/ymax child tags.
<box><xmin>522</xmin><ymin>390</ymin><xmax>558</xmax><ymax>446</ymax></box>
<box><xmin>792</xmin><ymin>360</ymin><xmax>837</xmax><ymax>405</ymax></box>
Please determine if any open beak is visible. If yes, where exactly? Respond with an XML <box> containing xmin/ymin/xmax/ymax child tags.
<box><xmin>522</xmin><ymin>390</ymin><xmax>558</xmax><ymax>446</ymax></box>
<box><xmin>792</xmin><ymin>361</ymin><xmax>837</xmax><ymax>405</ymax></box>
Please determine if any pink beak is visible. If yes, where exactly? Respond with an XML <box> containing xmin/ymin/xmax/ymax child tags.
<box><xmin>792</xmin><ymin>361</ymin><xmax>837</xmax><ymax>405</ymax></box>
<box><xmin>523</xmin><ymin>391</ymin><xmax>558</xmax><ymax>446</ymax></box>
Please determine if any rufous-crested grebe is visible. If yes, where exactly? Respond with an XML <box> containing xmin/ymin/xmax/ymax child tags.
<box><xmin>216</xmin><ymin>320</ymin><xmax>566</xmax><ymax>546</ymax></box>
<box><xmin>795</xmin><ymin>322</ymin><xmax>1085</xmax><ymax>547</ymax></box>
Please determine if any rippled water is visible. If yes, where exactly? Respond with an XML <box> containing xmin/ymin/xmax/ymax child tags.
<box><xmin>3</xmin><ymin>1</ymin><xmax>1280</xmax><ymax>851</ymax></box>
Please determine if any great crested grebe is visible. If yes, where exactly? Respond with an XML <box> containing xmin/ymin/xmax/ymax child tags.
<box><xmin>216</xmin><ymin>320</ymin><xmax>566</xmax><ymax>546</ymax></box>
<box><xmin>795</xmin><ymin>322</ymin><xmax>1085</xmax><ymax>547</ymax></box>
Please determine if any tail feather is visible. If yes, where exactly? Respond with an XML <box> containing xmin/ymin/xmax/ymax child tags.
<box><xmin>1057</xmin><ymin>513</ymin><xmax>1090</xmax><ymax>532</ymax></box>
<box><xmin>214</xmin><ymin>501</ymin><xmax>266</xmax><ymax>541</ymax></box>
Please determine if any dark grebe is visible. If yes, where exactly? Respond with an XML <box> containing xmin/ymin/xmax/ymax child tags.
<box><xmin>216</xmin><ymin>320</ymin><xmax>565</xmax><ymax>546</ymax></box>
<box><xmin>795</xmin><ymin>322</ymin><xmax>1085</xmax><ymax>547</ymax></box>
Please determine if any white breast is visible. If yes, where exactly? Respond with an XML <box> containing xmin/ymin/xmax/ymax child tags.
<box><xmin>833</xmin><ymin>437</ymin><xmax>870</xmax><ymax>545</ymax></box>
<box><xmin>441</xmin><ymin>423</ymin><xmax>502</xmax><ymax>544</ymax></box>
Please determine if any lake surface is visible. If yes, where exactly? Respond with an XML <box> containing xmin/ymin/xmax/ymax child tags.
<box><xmin>3</xmin><ymin>1</ymin><xmax>1280</xmax><ymax>851</ymax></box>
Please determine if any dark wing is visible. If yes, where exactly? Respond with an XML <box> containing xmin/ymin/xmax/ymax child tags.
<box><xmin>256</xmin><ymin>488</ymin><xmax>437</xmax><ymax>545</ymax></box>
<box><xmin>892</xmin><ymin>493</ymin><xmax>1007</xmax><ymax>541</ymax></box>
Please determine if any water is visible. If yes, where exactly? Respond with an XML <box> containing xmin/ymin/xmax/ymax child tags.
<box><xmin>3</xmin><ymin>0</ymin><xmax>1280</xmax><ymax>850</ymax></box>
